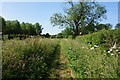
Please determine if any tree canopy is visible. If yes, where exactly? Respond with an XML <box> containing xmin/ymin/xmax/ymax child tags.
<box><xmin>1</xmin><ymin>16</ymin><xmax>43</xmax><ymax>35</ymax></box>
<box><xmin>50</xmin><ymin>0</ymin><xmax>107</xmax><ymax>37</ymax></box>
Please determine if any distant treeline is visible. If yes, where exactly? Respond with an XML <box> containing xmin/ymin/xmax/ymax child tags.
<box><xmin>0</xmin><ymin>16</ymin><xmax>43</xmax><ymax>35</ymax></box>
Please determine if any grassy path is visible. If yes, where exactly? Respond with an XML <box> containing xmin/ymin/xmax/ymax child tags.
<box><xmin>48</xmin><ymin>39</ymin><xmax>75</xmax><ymax>78</ymax></box>
<box><xmin>57</xmin><ymin>40</ymin><xmax>74</xmax><ymax>78</ymax></box>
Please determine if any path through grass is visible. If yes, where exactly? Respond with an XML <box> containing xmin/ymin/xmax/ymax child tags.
<box><xmin>48</xmin><ymin>40</ymin><xmax>74</xmax><ymax>78</ymax></box>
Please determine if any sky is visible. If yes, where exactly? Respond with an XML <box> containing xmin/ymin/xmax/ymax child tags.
<box><xmin>0</xmin><ymin>2</ymin><xmax>119</xmax><ymax>35</ymax></box>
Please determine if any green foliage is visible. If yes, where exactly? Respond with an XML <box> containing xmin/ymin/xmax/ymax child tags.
<box><xmin>50</xmin><ymin>1</ymin><xmax>107</xmax><ymax>36</ymax></box>
<box><xmin>34</xmin><ymin>23</ymin><xmax>43</xmax><ymax>35</ymax></box>
<box><xmin>50</xmin><ymin>35</ymin><xmax>56</xmax><ymax>38</ymax></box>
<box><xmin>62</xmin><ymin>27</ymin><xmax>73</xmax><ymax>38</ymax></box>
<box><xmin>2</xmin><ymin>38</ymin><xmax>60</xmax><ymax>79</ymax></box>
<box><xmin>61</xmin><ymin>39</ymin><xmax>118</xmax><ymax>78</ymax></box>
<box><xmin>0</xmin><ymin>16</ymin><xmax>6</xmax><ymax>33</ymax></box>
<box><xmin>56</xmin><ymin>33</ymin><xmax>64</xmax><ymax>38</ymax></box>
<box><xmin>115</xmin><ymin>23</ymin><xmax>120</xmax><ymax>29</ymax></box>
<box><xmin>1</xmin><ymin>16</ymin><xmax>43</xmax><ymax>35</ymax></box>
<box><xmin>60</xmin><ymin>29</ymin><xmax>120</xmax><ymax>78</ymax></box>
<box><xmin>68</xmin><ymin>35</ymin><xmax>73</xmax><ymax>39</ymax></box>
<box><xmin>76</xmin><ymin>29</ymin><xmax>120</xmax><ymax>49</ymax></box>
<box><xmin>45</xmin><ymin>33</ymin><xmax>50</xmax><ymax>38</ymax></box>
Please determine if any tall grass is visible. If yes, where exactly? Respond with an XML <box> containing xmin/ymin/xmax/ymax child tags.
<box><xmin>2</xmin><ymin>38</ymin><xmax>60</xmax><ymax>79</ymax></box>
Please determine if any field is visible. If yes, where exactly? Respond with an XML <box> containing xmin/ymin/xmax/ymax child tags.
<box><xmin>2</xmin><ymin>30</ymin><xmax>120</xmax><ymax>79</ymax></box>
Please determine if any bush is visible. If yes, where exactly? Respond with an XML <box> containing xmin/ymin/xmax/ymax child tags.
<box><xmin>76</xmin><ymin>29</ymin><xmax>120</xmax><ymax>50</ymax></box>
<box><xmin>68</xmin><ymin>35</ymin><xmax>73</xmax><ymax>39</ymax></box>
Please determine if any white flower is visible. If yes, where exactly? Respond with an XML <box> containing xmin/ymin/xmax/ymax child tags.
<box><xmin>80</xmin><ymin>32</ymin><xmax>82</xmax><ymax>35</ymax></box>
<box><xmin>111</xmin><ymin>53</ymin><xmax>114</xmax><ymax>56</ymax></box>
<box><xmin>91</xmin><ymin>47</ymin><xmax>94</xmax><ymax>50</ymax></box>
<box><xmin>94</xmin><ymin>45</ymin><xmax>99</xmax><ymax>47</ymax></box>
<box><xmin>112</xmin><ymin>45</ymin><xmax>116</xmax><ymax>49</ymax></box>
<box><xmin>110</xmin><ymin>48</ymin><xmax>112</xmax><ymax>51</ymax></box>
<box><xmin>116</xmin><ymin>50</ymin><xmax>119</xmax><ymax>52</ymax></box>
<box><xmin>108</xmin><ymin>51</ymin><xmax>110</xmax><ymax>53</ymax></box>
<box><xmin>82</xmin><ymin>47</ymin><xmax>85</xmax><ymax>49</ymax></box>
<box><xmin>69</xmin><ymin>47</ymin><xmax>72</xmax><ymax>50</ymax></box>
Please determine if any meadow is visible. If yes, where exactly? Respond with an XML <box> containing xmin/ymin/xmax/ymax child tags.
<box><xmin>2</xmin><ymin>29</ymin><xmax>120</xmax><ymax>79</ymax></box>
<box><xmin>2</xmin><ymin>38</ymin><xmax>60</xmax><ymax>78</ymax></box>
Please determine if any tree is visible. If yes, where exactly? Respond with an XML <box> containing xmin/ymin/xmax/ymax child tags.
<box><xmin>0</xmin><ymin>16</ymin><xmax>6</xmax><ymax>34</ymax></box>
<box><xmin>95</xmin><ymin>23</ymin><xmax>112</xmax><ymax>31</ymax></box>
<box><xmin>34</xmin><ymin>23</ymin><xmax>43</xmax><ymax>35</ymax></box>
<box><xmin>21</xmin><ymin>22</ymin><xmax>26</xmax><ymax>34</ymax></box>
<box><xmin>6</xmin><ymin>20</ymin><xmax>12</xmax><ymax>34</ymax></box>
<box><xmin>50</xmin><ymin>0</ymin><xmax>107</xmax><ymax>37</ymax></box>
<box><xmin>62</xmin><ymin>27</ymin><xmax>73</xmax><ymax>38</ymax></box>
<box><xmin>45</xmin><ymin>33</ymin><xmax>50</xmax><ymax>38</ymax></box>
<box><xmin>105</xmin><ymin>23</ymin><xmax>112</xmax><ymax>30</ymax></box>
<box><xmin>115</xmin><ymin>23</ymin><xmax>120</xmax><ymax>29</ymax></box>
<box><xmin>10</xmin><ymin>20</ymin><xmax>21</xmax><ymax>34</ymax></box>
<box><xmin>25</xmin><ymin>23</ymin><xmax>33</xmax><ymax>35</ymax></box>
<box><xmin>1</xmin><ymin>17</ymin><xmax>43</xmax><ymax>35</ymax></box>
<box><xmin>56</xmin><ymin>33</ymin><xmax>63</xmax><ymax>38</ymax></box>
<box><xmin>82</xmin><ymin>23</ymin><xmax>95</xmax><ymax>34</ymax></box>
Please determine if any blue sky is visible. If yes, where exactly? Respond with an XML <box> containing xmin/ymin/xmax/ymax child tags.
<box><xmin>1</xmin><ymin>2</ymin><xmax>118</xmax><ymax>35</ymax></box>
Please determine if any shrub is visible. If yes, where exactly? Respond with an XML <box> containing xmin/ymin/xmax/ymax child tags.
<box><xmin>76</xmin><ymin>29</ymin><xmax>120</xmax><ymax>50</ymax></box>
<box><xmin>68</xmin><ymin>35</ymin><xmax>73</xmax><ymax>39</ymax></box>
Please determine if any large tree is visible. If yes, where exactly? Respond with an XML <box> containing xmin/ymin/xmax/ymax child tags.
<box><xmin>34</xmin><ymin>23</ymin><xmax>43</xmax><ymax>35</ymax></box>
<box><xmin>50</xmin><ymin>0</ymin><xmax>107</xmax><ymax>37</ymax></box>
<box><xmin>10</xmin><ymin>20</ymin><xmax>21</xmax><ymax>34</ymax></box>
<box><xmin>21</xmin><ymin>22</ymin><xmax>27</xmax><ymax>34</ymax></box>
<box><xmin>0</xmin><ymin>16</ymin><xmax>6</xmax><ymax>34</ymax></box>
<box><xmin>6</xmin><ymin>20</ymin><xmax>12</xmax><ymax>34</ymax></box>
<box><xmin>62</xmin><ymin>27</ymin><xmax>73</xmax><ymax>37</ymax></box>
<box><xmin>25</xmin><ymin>23</ymin><xmax>34</xmax><ymax>35</ymax></box>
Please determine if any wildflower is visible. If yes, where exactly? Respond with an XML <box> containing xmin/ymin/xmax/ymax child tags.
<box><xmin>91</xmin><ymin>47</ymin><xmax>94</xmax><ymax>50</ymax></box>
<box><xmin>116</xmin><ymin>50</ymin><xmax>119</xmax><ymax>52</ymax></box>
<box><xmin>94</xmin><ymin>45</ymin><xmax>99</xmax><ymax>47</ymax></box>
<box><xmin>80</xmin><ymin>32</ymin><xmax>82</xmax><ymax>35</ymax></box>
<box><xmin>111</xmin><ymin>53</ymin><xmax>114</xmax><ymax>56</ymax></box>
<box><xmin>112</xmin><ymin>44</ymin><xmax>116</xmax><ymax>49</ymax></box>
<box><xmin>110</xmin><ymin>48</ymin><xmax>112</xmax><ymax>51</ymax></box>
<box><xmin>108</xmin><ymin>51</ymin><xmax>110</xmax><ymax>53</ymax></box>
<box><xmin>69</xmin><ymin>47</ymin><xmax>72</xmax><ymax>50</ymax></box>
<box><xmin>82</xmin><ymin>47</ymin><xmax>85</xmax><ymax>49</ymax></box>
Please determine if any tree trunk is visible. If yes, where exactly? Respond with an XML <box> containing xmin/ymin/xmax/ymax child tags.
<box><xmin>74</xmin><ymin>20</ymin><xmax>79</xmax><ymax>37</ymax></box>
